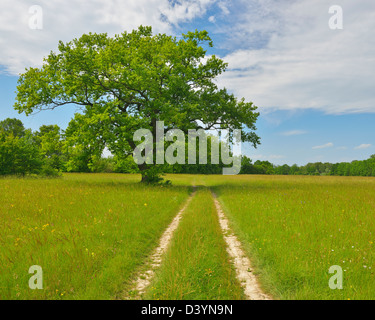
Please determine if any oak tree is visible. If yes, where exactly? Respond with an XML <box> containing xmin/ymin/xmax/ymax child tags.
<box><xmin>15</xmin><ymin>26</ymin><xmax>260</xmax><ymax>182</ymax></box>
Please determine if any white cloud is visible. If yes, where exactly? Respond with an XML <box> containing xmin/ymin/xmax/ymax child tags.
<box><xmin>160</xmin><ymin>0</ymin><xmax>216</xmax><ymax>25</ymax></box>
<box><xmin>280</xmin><ymin>130</ymin><xmax>307</xmax><ymax>136</ymax></box>
<box><xmin>354</xmin><ymin>144</ymin><xmax>371</xmax><ymax>150</ymax></box>
<box><xmin>208</xmin><ymin>15</ymin><xmax>216</xmax><ymax>23</ymax></box>
<box><xmin>218</xmin><ymin>0</ymin><xmax>375</xmax><ymax>114</ymax></box>
<box><xmin>0</xmin><ymin>0</ymin><xmax>215</xmax><ymax>75</ymax></box>
<box><xmin>3</xmin><ymin>0</ymin><xmax>374</xmax><ymax>116</ymax></box>
<box><xmin>312</xmin><ymin>142</ymin><xmax>334</xmax><ymax>149</ymax></box>
<box><xmin>217</xmin><ymin>1</ymin><xmax>230</xmax><ymax>15</ymax></box>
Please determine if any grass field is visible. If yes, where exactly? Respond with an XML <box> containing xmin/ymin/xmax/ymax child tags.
<box><xmin>0</xmin><ymin>174</ymin><xmax>190</xmax><ymax>299</ymax></box>
<box><xmin>1</xmin><ymin>173</ymin><xmax>374</xmax><ymax>300</ymax></box>
<box><xmin>211</xmin><ymin>175</ymin><xmax>375</xmax><ymax>300</ymax></box>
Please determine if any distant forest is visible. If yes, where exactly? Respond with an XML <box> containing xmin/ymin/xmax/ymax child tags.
<box><xmin>1</xmin><ymin>118</ymin><xmax>374</xmax><ymax>177</ymax></box>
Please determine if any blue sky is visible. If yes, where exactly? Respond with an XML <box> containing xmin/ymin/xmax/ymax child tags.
<box><xmin>0</xmin><ymin>0</ymin><xmax>374</xmax><ymax>165</ymax></box>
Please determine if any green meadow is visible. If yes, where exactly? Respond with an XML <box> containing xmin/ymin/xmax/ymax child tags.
<box><xmin>0</xmin><ymin>174</ymin><xmax>190</xmax><ymax>299</ymax></box>
<box><xmin>211</xmin><ymin>175</ymin><xmax>375</xmax><ymax>300</ymax></box>
<box><xmin>1</xmin><ymin>173</ymin><xmax>374</xmax><ymax>300</ymax></box>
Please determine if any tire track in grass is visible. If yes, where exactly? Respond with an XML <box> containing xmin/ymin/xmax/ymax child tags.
<box><xmin>125</xmin><ymin>188</ymin><xmax>196</xmax><ymax>299</ymax></box>
<box><xmin>143</xmin><ymin>188</ymin><xmax>245</xmax><ymax>300</ymax></box>
<box><xmin>212</xmin><ymin>191</ymin><xmax>272</xmax><ymax>300</ymax></box>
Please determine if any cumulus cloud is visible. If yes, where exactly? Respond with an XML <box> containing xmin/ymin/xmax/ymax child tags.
<box><xmin>160</xmin><ymin>0</ymin><xmax>216</xmax><ymax>25</ymax></box>
<box><xmin>0</xmin><ymin>0</ymin><xmax>215</xmax><ymax>75</ymax></box>
<box><xmin>312</xmin><ymin>142</ymin><xmax>334</xmax><ymax>149</ymax></box>
<box><xmin>208</xmin><ymin>15</ymin><xmax>216</xmax><ymax>23</ymax></box>
<box><xmin>2</xmin><ymin>0</ymin><xmax>374</xmax><ymax>116</ymax></box>
<box><xmin>218</xmin><ymin>0</ymin><xmax>375</xmax><ymax>114</ymax></box>
<box><xmin>354</xmin><ymin>144</ymin><xmax>371</xmax><ymax>150</ymax></box>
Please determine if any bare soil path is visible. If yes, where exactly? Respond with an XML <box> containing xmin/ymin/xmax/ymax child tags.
<box><xmin>212</xmin><ymin>191</ymin><xmax>272</xmax><ymax>300</ymax></box>
<box><xmin>126</xmin><ymin>189</ymin><xmax>196</xmax><ymax>299</ymax></box>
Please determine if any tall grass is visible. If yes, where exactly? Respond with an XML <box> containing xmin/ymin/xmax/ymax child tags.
<box><xmin>2</xmin><ymin>173</ymin><xmax>374</xmax><ymax>300</ymax></box>
<box><xmin>0</xmin><ymin>173</ymin><xmax>190</xmax><ymax>299</ymax></box>
<box><xmin>212</xmin><ymin>175</ymin><xmax>375</xmax><ymax>300</ymax></box>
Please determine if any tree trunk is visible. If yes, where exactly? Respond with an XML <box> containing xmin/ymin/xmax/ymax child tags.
<box><xmin>138</xmin><ymin>163</ymin><xmax>148</xmax><ymax>183</ymax></box>
<box><xmin>141</xmin><ymin>173</ymin><xmax>149</xmax><ymax>183</ymax></box>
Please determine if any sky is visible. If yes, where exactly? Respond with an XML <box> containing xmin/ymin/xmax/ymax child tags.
<box><xmin>0</xmin><ymin>0</ymin><xmax>374</xmax><ymax>165</ymax></box>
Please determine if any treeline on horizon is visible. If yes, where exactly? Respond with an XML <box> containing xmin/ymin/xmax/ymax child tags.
<box><xmin>1</xmin><ymin>118</ymin><xmax>374</xmax><ymax>177</ymax></box>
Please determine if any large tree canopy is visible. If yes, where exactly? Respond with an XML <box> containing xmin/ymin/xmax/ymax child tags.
<box><xmin>14</xmin><ymin>26</ymin><xmax>260</xmax><ymax>182</ymax></box>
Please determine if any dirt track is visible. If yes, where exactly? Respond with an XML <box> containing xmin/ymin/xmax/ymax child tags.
<box><xmin>127</xmin><ymin>188</ymin><xmax>271</xmax><ymax>300</ymax></box>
